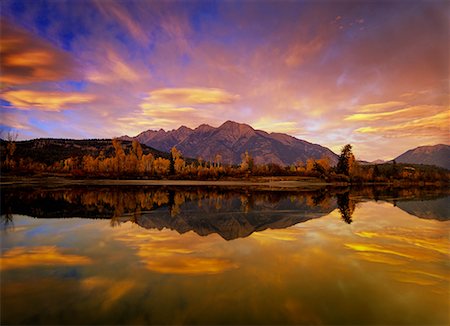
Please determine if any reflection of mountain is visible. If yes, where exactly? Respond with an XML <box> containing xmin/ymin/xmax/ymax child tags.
<box><xmin>136</xmin><ymin>198</ymin><xmax>336</xmax><ymax>240</ymax></box>
<box><xmin>395</xmin><ymin>197</ymin><xmax>450</xmax><ymax>221</ymax></box>
<box><xmin>1</xmin><ymin>187</ymin><xmax>337</xmax><ymax>239</ymax></box>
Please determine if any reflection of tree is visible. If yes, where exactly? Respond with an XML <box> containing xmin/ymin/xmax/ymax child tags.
<box><xmin>5</xmin><ymin>186</ymin><xmax>448</xmax><ymax>228</ymax></box>
<box><xmin>1</xmin><ymin>212</ymin><xmax>14</xmax><ymax>231</ymax></box>
<box><xmin>1</xmin><ymin>193</ymin><xmax>15</xmax><ymax>231</ymax></box>
<box><xmin>337</xmin><ymin>192</ymin><xmax>355</xmax><ymax>224</ymax></box>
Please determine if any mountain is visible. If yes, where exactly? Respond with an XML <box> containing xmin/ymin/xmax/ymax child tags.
<box><xmin>122</xmin><ymin>121</ymin><xmax>338</xmax><ymax>166</ymax></box>
<box><xmin>395</xmin><ymin>144</ymin><xmax>450</xmax><ymax>170</ymax></box>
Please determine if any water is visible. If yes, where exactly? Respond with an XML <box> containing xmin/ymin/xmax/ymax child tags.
<box><xmin>1</xmin><ymin>186</ymin><xmax>449</xmax><ymax>325</ymax></box>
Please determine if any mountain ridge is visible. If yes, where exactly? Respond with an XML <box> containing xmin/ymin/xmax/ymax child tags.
<box><xmin>121</xmin><ymin>120</ymin><xmax>339</xmax><ymax>166</ymax></box>
<box><xmin>394</xmin><ymin>144</ymin><xmax>450</xmax><ymax>170</ymax></box>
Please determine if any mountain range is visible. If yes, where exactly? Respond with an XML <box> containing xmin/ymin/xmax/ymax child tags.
<box><xmin>122</xmin><ymin>121</ymin><xmax>449</xmax><ymax>169</ymax></box>
<box><xmin>394</xmin><ymin>144</ymin><xmax>450</xmax><ymax>170</ymax></box>
<box><xmin>122</xmin><ymin>120</ymin><xmax>338</xmax><ymax>166</ymax></box>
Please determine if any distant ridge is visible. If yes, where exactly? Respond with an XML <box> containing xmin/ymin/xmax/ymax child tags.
<box><xmin>121</xmin><ymin>121</ymin><xmax>338</xmax><ymax>166</ymax></box>
<box><xmin>394</xmin><ymin>144</ymin><xmax>450</xmax><ymax>170</ymax></box>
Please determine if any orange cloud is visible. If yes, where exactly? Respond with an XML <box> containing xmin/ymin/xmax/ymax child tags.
<box><xmin>0</xmin><ymin>20</ymin><xmax>78</xmax><ymax>86</ymax></box>
<box><xmin>358</xmin><ymin>101</ymin><xmax>406</xmax><ymax>113</ymax></box>
<box><xmin>346</xmin><ymin>104</ymin><xmax>444</xmax><ymax>122</ymax></box>
<box><xmin>1</xmin><ymin>246</ymin><xmax>92</xmax><ymax>270</ymax></box>
<box><xmin>345</xmin><ymin>107</ymin><xmax>413</xmax><ymax>121</ymax></box>
<box><xmin>355</xmin><ymin>110</ymin><xmax>449</xmax><ymax>138</ymax></box>
<box><xmin>1</xmin><ymin>90</ymin><xmax>94</xmax><ymax>111</ymax></box>
<box><xmin>147</xmin><ymin>87</ymin><xmax>240</xmax><ymax>105</ymax></box>
<box><xmin>252</xmin><ymin>118</ymin><xmax>299</xmax><ymax>134</ymax></box>
<box><xmin>284</xmin><ymin>37</ymin><xmax>324</xmax><ymax>67</ymax></box>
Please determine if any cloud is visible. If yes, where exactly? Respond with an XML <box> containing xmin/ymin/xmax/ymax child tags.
<box><xmin>355</xmin><ymin>110</ymin><xmax>449</xmax><ymax>138</ymax></box>
<box><xmin>358</xmin><ymin>101</ymin><xmax>406</xmax><ymax>113</ymax></box>
<box><xmin>345</xmin><ymin>107</ymin><xmax>412</xmax><ymax>122</ymax></box>
<box><xmin>284</xmin><ymin>37</ymin><xmax>324</xmax><ymax>67</ymax></box>
<box><xmin>1</xmin><ymin>90</ymin><xmax>94</xmax><ymax>111</ymax></box>
<box><xmin>87</xmin><ymin>50</ymin><xmax>141</xmax><ymax>84</ymax></box>
<box><xmin>1</xmin><ymin>246</ymin><xmax>92</xmax><ymax>270</ymax></box>
<box><xmin>346</xmin><ymin>104</ymin><xmax>444</xmax><ymax>122</ymax></box>
<box><xmin>0</xmin><ymin>20</ymin><xmax>79</xmax><ymax>85</ymax></box>
<box><xmin>252</xmin><ymin>118</ymin><xmax>300</xmax><ymax>134</ymax></box>
<box><xmin>94</xmin><ymin>1</ymin><xmax>148</xmax><ymax>44</ymax></box>
<box><xmin>146</xmin><ymin>87</ymin><xmax>240</xmax><ymax>105</ymax></box>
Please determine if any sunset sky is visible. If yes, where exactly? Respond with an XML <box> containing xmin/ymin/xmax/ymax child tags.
<box><xmin>0</xmin><ymin>0</ymin><xmax>448</xmax><ymax>161</ymax></box>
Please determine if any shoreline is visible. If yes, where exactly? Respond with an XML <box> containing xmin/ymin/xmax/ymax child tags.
<box><xmin>1</xmin><ymin>176</ymin><xmax>447</xmax><ymax>189</ymax></box>
<box><xmin>0</xmin><ymin>176</ymin><xmax>332</xmax><ymax>189</ymax></box>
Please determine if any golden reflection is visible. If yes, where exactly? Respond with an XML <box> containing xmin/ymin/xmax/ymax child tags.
<box><xmin>355</xmin><ymin>231</ymin><xmax>449</xmax><ymax>255</ymax></box>
<box><xmin>1</xmin><ymin>197</ymin><xmax>449</xmax><ymax>325</ymax></box>
<box><xmin>81</xmin><ymin>277</ymin><xmax>135</xmax><ymax>310</ymax></box>
<box><xmin>345</xmin><ymin>243</ymin><xmax>416</xmax><ymax>259</ymax></box>
<box><xmin>1</xmin><ymin>246</ymin><xmax>92</xmax><ymax>270</ymax></box>
<box><xmin>116</xmin><ymin>231</ymin><xmax>238</xmax><ymax>275</ymax></box>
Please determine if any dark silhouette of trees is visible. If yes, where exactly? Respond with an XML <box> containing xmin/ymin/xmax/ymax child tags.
<box><xmin>336</xmin><ymin>144</ymin><xmax>355</xmax><ymax>176</ymax></box>
<box><xmin>337</xmin><ymin>192</ymin><xmax>355</xmax><ymax>224</ymax></box>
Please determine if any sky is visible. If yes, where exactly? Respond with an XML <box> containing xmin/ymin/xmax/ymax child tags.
<box><xmin>0</xmin><ymin>0</ymin><xmax>448</xmax><ymax>161</ymax></box>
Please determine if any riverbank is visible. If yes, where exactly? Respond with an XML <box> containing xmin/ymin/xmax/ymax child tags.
<box><xmin>1</xmin><ymin>175</ymin><xmax>447</xmax><ymax>190</ymax></box>
<box><xmin>0</xmin><ymin>175</ymin><xmax>339</xmax><ymax>189</ymax></box>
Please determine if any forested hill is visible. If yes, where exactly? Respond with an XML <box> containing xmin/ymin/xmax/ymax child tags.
<box><xmin>0</xmin><ymin>138</ymin><xmax>169</xmax><ymax>166</ymax></box>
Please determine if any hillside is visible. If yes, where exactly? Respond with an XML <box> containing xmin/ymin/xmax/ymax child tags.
<box><xmin>0</xmin><ymin>138</ymin><xmax>169</xmax><ymax>166</ymax></box>
<box><xmin>395</xmin><ymin>144</ymin><xmax>450</xmax><ymax>170</ymax></box>
<box><xmin>122</xmin><ymin>121</ymin><xmax>338</xmax><ymax>166</ymax></box>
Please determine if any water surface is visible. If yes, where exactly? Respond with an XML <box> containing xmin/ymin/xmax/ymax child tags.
<box><xmin>1</xmin><ymin>186</ymin><xmax>449</xmax><ymax>325</ymax></box>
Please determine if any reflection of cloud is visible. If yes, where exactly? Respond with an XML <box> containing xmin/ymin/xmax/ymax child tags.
<box><xmin>116</xmin><ymin>231</ymin><xmax>238</xmax><ymax>275</ymax></box>
<box><xmin>143</xmin><ymin>256</ymin><xmax>237</xmax><ymax>275</ymax></box>
<box><xmin>345</xmin><ymin>243</ymin><xmax>416</xmax><ymax>259</ymax></box>
<box><xmin>146</xmin><ymin>87</ymin><xmax>240</xmax><ymax>105</ymax></box>
<box><xmin>355</xmin><ymin>231</ymin><xmax>449</xmax><ymax>255</ymax></box>
<box><xmin>81</xmin><ymin>277</ymin><xmax>135</xmax><ymax>310</ymax></box>
<box><xmin>252</xmin><ymin>229</ymin><xmax>299</xmax><ymax>242</ymax></box>
<box><xmin>1</xmin><ymin>90</ymin><xmax>95</xmax><ymax>111</ymax></box>
<box><xmin>0</xmin><ymin>20</ymin><xmax>78</xmax><ymax>85</ymax></box>
<box><xmin>1</xmin><ymin>246</ymin><xmax>92</xmax><ymax>270</ymax></box>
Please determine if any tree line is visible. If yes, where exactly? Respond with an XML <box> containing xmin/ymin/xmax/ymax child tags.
<box><xmin>1</xmin><ymin>137</ymin><xmax>449</xmax><ymax>183</ymax></box>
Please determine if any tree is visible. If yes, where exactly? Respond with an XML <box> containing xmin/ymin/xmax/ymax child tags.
<box><xmin>4</xmin><ymin>131</ymin><xmax>18</xmax><ymax>170</ymax></box>
<box><xmin>336</xmin><ymin>144</ymin><xmax>355</xmax><ymax>176</ymax></box>
<box><xmin>240</xmin><ymin>151</ymin><xmax>254</xmax><ymax>173</ymax></box>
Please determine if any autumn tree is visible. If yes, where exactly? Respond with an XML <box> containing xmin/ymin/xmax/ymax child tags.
<box><xmin>240</xmin><ymin>151</ymin><xmax>254</xmax><ymax>173</ymax></box>
<box><xmin>112</xmin><ymin>139</ymin><xmax>125</xmax><ymax>174</ymax></box>
<box><xmin>171</xmin><ymin>147</ymin><xmax>185</xmax><ymax>174</ymax></box>
<box><xmin>4</xmin><ymin>131</ymin><xmax>18</xmax><ymax>170</ymax></box>
<box><xmin>153</xmin><ymin>157</ymin><xmax>170</xmax><ymax>175</ymax></box>
<box><xmin>336</xmin><ymin>144</ymin><xmax>355</xmax><ymax>176</ymax></box>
